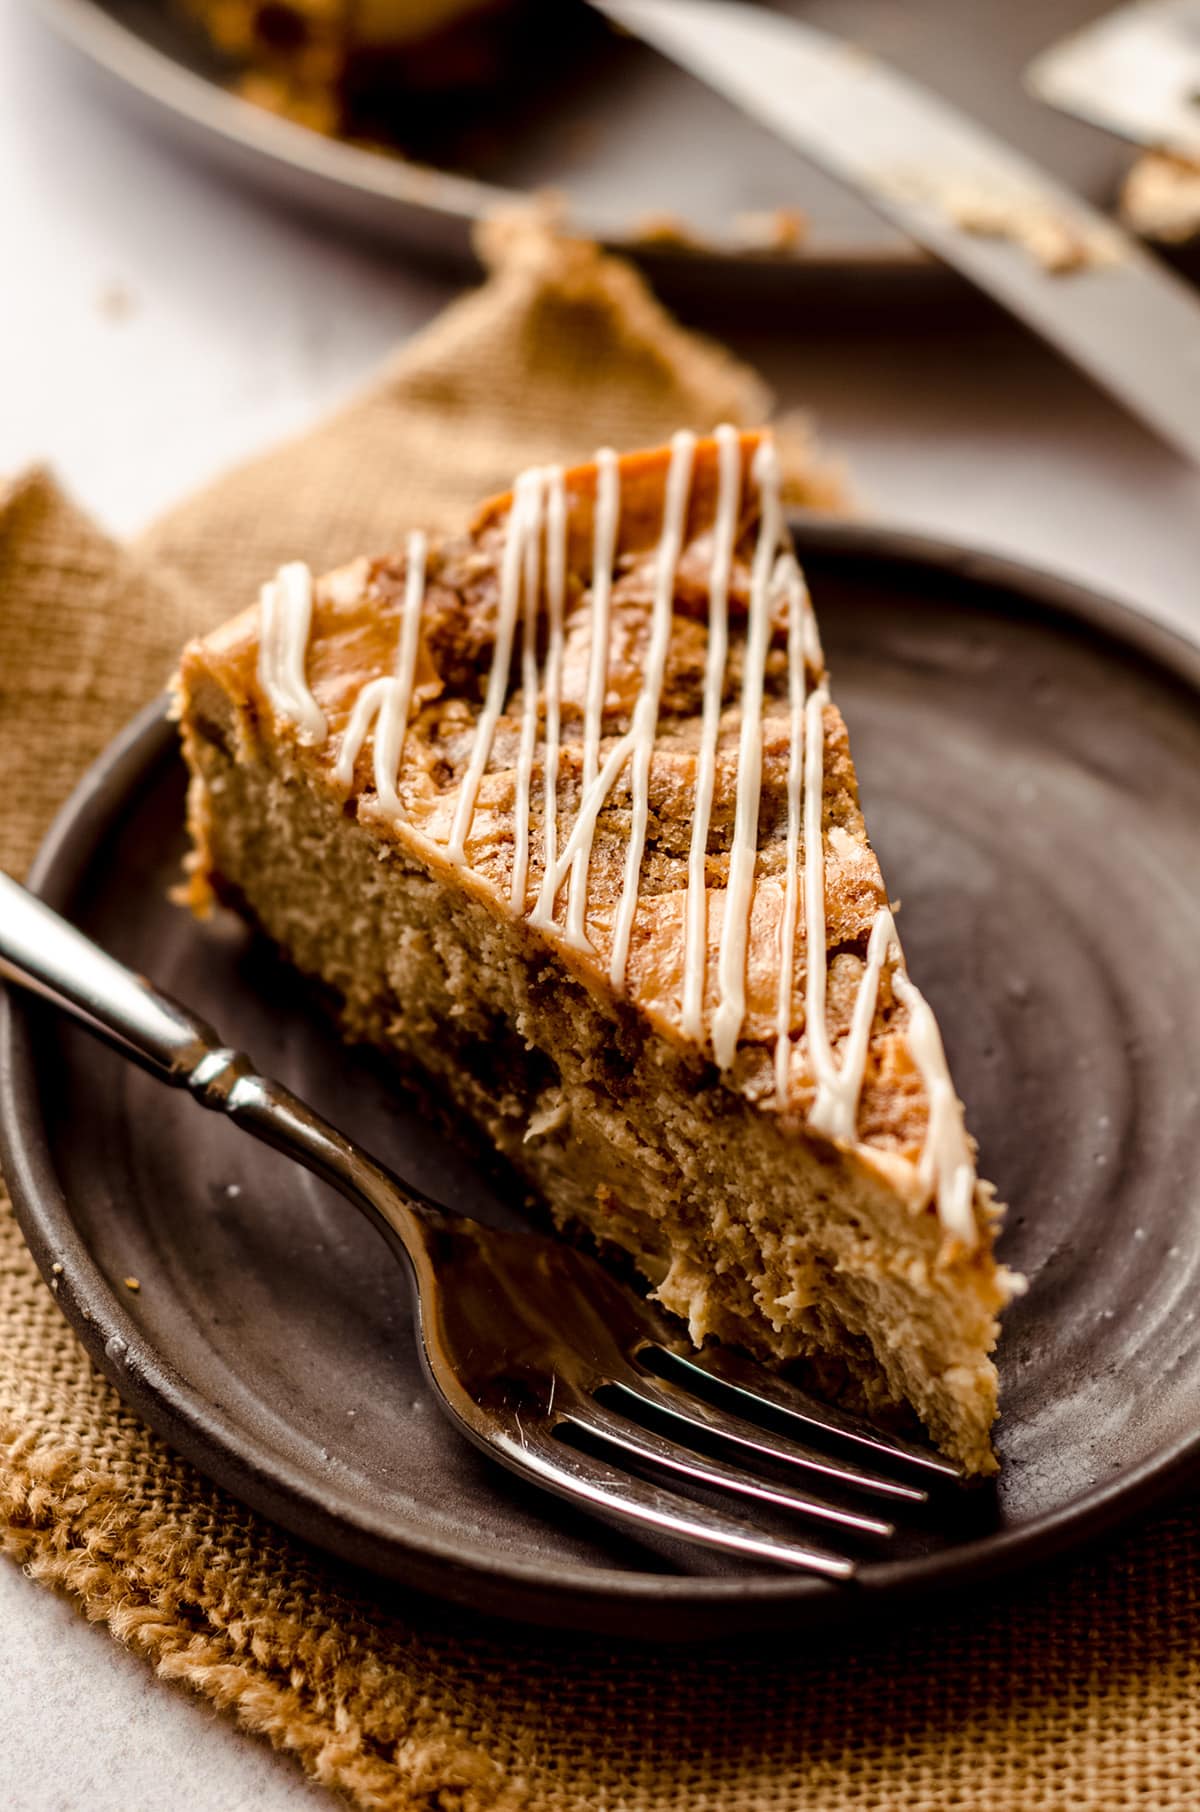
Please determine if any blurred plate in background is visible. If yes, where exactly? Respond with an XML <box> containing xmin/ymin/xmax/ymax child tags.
<box><xmin>35</xmin><ymin>0</ymin><xmax>1138</xmax><ymax>282</ymax></box>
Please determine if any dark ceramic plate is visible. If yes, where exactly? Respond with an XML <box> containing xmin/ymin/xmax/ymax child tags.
<box><xmin>34</xmin><ymin>0</ymin><xmax>1137</xmax><ymax>277</ymax></box>
<box><xmin>3</xmin><ymin>522</ymin><xmax>1200</xmax><ymax>1641</ymax></box>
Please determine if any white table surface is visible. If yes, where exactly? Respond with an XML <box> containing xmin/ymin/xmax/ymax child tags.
<box><xmin>2</xmin><ymin>1</ymin><xmax>1198</xmax><ymax>1805</ymax></box>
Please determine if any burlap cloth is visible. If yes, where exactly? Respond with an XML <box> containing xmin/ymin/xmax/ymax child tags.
<box><xmin>2</xmin><ymin>218</ymin><xmax>1198</xmax><ymax>1811</ymax></box>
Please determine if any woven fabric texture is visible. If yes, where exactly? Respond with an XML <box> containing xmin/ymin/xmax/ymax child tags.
<box><xmin>2</xmin><ymin>219</ymin><xmax>1197</xmax><ymax>1812</ymax></box>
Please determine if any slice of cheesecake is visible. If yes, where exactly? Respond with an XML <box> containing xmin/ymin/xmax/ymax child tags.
<box><xmin>176</xmin><ymin>429</ymin><xmax>1019</xmax><ymax>1474</ymax></box>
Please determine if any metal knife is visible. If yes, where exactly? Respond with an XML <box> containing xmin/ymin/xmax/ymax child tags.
<box><xmin>1027</xmin><ymin>0</ymin><xmax>1200</xmax><ymax>162</ymax></box>
<box><xmin>590</xmin><ymin>0</ymin><xmax>1200</xmax><ymax>468</ymax></box>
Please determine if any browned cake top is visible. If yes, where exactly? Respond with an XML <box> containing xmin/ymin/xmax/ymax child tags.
<box><xmin>183</xmin><ymin>430</ymin><xmax>984</xmax><ymax>1246</ymax></box>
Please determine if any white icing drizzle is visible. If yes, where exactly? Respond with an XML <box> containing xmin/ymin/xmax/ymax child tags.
<box><xmin>680</xmin><ymin>424</ymin><xmax>742</xmax><ymax>1044</ymax></box>
<box><xmin>563</xmin><ymin>448</ymin><xmax>620</xmax><ymax>953</ymax></box>
<box><xmin>711</xmin><ymin>438</ymin><xmax>783</xmax><ymax>1071</ymax></box>
<box><xmin>801</xmin><ymin>682</ymin><xmax>834</xmax><ymax>1075</ymax></box>
<box><xmin>333</xmin><ymin>676</ymin><xmax>391</xmax><ymax>791</ymax></box>
<box><xmin>541</xmin><ymin>728</ymin><xmax>639</xmax><ymax>899</ymax></box>
<box><xmin>445</xmin><ymin>469</ymin><xmax>545</xmax><ymax>869</ymax></box>
<box><xmin>379</xmin><ymin>531</ymin><xmax>429</xmax><ymax>809</ymax></box>
<box><xmin>529</xmin><ymin>467</ymin><xmax>568</xmax><ymax>930</ymax></box>
<box><xmin>773</xmin><ymin>556</ymin><xmax>813</xmax><ymax>1103</ymax></box>
<box><xmin>257</xmin><ymin>561</ymin><xmax>327</xmax><ymax>744</ymax></box>
<box><xmin>891</xmin><ymin>969</ymin><xmax>978</xmax><ymax>1245</ymax></box>
<box><xmin>807</xmin><ymin>905</ymin><xmax>897</xmax><ymax>1143</ymax></box>
<box><xmin>510</xmin><ymin>483</ymin><xmax>545</xmax><ymax>910</ymax></box>
<box><xmin>799</xmin><ymin>679</ymin><xmax>898</xmax><ymax>1148</ymax></box>
<box><xmin>789</xmin><ymin>670</ymin><xmax>978</xmax><ymax>1245</ymax></box>
<box><xmin>608</xmin><ymin>429</ymin><xmax>697</xmax><ymax>991</ymax></box>
<box><xmin>332</xmin><ymin>531</ymin><xmax>428</xmax><ymax>811</ymax></box>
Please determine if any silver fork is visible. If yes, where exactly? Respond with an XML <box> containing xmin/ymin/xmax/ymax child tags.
<box><xmin>0</xmin><ymin>872</ymin><xmax>963</xmax><ymax>1578</ymax></box>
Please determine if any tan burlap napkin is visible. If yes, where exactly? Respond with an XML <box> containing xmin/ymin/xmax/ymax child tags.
<box><xmin>2</xmin><ymin>219</ymin><xmax>1198</xmax><ymax>1811</ymax></box>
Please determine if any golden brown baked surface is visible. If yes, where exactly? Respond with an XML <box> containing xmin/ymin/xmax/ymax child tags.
<box><xmin>177</xmin><ymin>430</ymin><xmax>1018</xmax><ymax>1472</ymax></box>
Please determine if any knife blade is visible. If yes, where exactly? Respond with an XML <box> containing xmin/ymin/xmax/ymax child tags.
<box><xmin>1027</xmin><ymin>0</ymin><xmax>1200</xmax><ymax>162</ymax></box>
<box><xmin>592</xmin><ymin>0</ymin><xmax>1200</xmax><ymax>467</ymax></box>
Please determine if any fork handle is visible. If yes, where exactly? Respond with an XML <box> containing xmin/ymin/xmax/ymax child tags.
<box><xmin>0</xmin><ymin>871</ymin><xmax>233</xmax><ymax>1083</ymax></box>
<box><xmin>0</xmin><ymin>870</ymin><xmax>445</xmax><ymax>1269</ymax></box>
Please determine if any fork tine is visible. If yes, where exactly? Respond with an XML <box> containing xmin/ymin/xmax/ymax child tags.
<box><xmin>641</xmin><ymin>1344</ymin><xmax>966</xmax><ymax>1483</ymax></box>
<box><xmin>605</xmin><ymin>1373</ymin><xmax>928</xmax><ymax>1505</ymax></box>
<box><xmin>492</xmin><ymin>1425</ymin><xmax>857</xmax><ymax>1578</ymax></box>
<box><xmin>563</xmin><ymin>1399</ymin><xmax>894</xmax><ymax>1539</ymax></box>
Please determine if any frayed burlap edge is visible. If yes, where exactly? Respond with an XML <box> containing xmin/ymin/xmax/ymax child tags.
<box><xmin>0</xmin><ymin>1420</ymin><xmax>532</xmax><ymax>1812</ymax></box>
